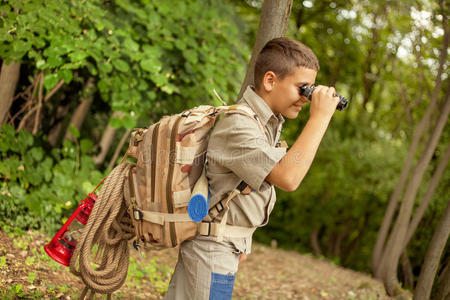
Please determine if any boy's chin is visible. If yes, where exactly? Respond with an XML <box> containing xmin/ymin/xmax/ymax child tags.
<box><xmin>281</xmin><ymin>110</ymin><xmax>301</xmax><ymax>119</ymax></box>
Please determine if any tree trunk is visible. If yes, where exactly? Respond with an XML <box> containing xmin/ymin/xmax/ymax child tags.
<box><xmin>238</xmin><ymin>0</ymin><xmax>293</xmax><ymax>99</ymax></box>
<box><xmin>107</xmin><ymin>129</ymin><xmax>131</xmax><ymax>170</ymax></box>
<box><xmin>378</xmin><ymin>93</ymin><xmax>450</xmax><ymax>296</ymax></box>
<box><xmin>47</xmin><ymin>104</ymin><xmax>71</xmax><ymax>146</ymax></box>
<box><xmin>342</xmin><ymin>212</ymin><xmax>370</xmax><ymax>265</ymax></box>
<box><xmin>403</xmin><ymin>142</ymin><xmax>450</xmax><ymax>249</ymax></box>
<box><xmin>372</xmin><ymin>9</ymin><xmax>449</xmax><ymax>274</ymax></box>
<box><xmin>93</xmin><ymin>111</ymin><xmax>122</xmax><ymax>166</ymax></box>
<box><xmin>436</xmin><ymin>258</ymin><xmax>450</xmax><ymax>300</ymax></box>
<box><xmin>0</xmin><ymin>61</ymin><xmax>21</xmax><ymax>125</ymax></box>
<box><xmin>400</xmin><ymin>251</ymin><xmax>414</xmax><ymax>290</ymax></box>
<box><xmin>64</xmin><ymin>78</ymin><xmax>95</xmax><ymax>141</ymax></box>
<box><xmin>414</xmin><ymin>200</ymin><xmax>450</xmax><ymax>300</ymax></box>
<box><xmin>310</xmin><ymin>227</ymin><xmax>323</xmax><ymax>256</ymax></box>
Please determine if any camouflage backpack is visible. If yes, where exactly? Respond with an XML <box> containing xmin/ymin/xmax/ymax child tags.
<box><xmin>122</xmin><ymin>104</ymin><xmax>264</xmax><ymax>250</ymax></box>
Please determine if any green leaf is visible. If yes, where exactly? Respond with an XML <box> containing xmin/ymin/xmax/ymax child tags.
<box><xmin>17</xmin><ymin>130</ymin><xmax>33</xmax><ymax>148</ymax></box>
<box><xmin>161</xmin><ymin>84</ymin><xmax>179</xmax><ymax>95</ymax></box>
<box><xmin>61</xmin><ymin>61</ymin><xmax>84</xmax><ymax>69</ymax></box>
<box><xmin>47</xmin><ymin>56</ymin><xmax>64</xmax><ymax>68</ymax></box>
<box><xmin>30</xmin><ymin>147</ymin><xmax>44</xmax><ymax>162</ymax></box>
<box><xmin>110</xmin><ymin>117</ymin><xmax>122</xmax><ymax>128</ymax></box>
<box><xmin>122</xmin><ymin>114</ymin><xmax>137</xmax><ymax>129</ymax></box>
<box><xmin>151</xmin><ymin>73</ymin><xmax>168</xmax><ymax>87</ymax></box>
<box><xmin>124</xmin><ymin>38</ymin><xmax>139</xmax><ymax>52</ymax></box>
<box><xmin>82</xmin><ymin>181</ymin><xmax>96</xmax><ymax>194</ymax></box>
<box><xmin>43</xmin><ymin>73</ymin><xmax>59</xmax><ymax>90</ymax></box>
<box><xmin>140</xmin><ymin>58</ymin><xmax>162</xmax><ymax>73</ymax></box>
<box><xmin>10</xmin><ymin>186</ymin><xmax>25</xmax><ymax>198</ymax></box>
<box><xmin>13</xmin><ymin>40</ymin><xmax>31</xmax><ymax>53</ymax></box>
<box><xmin>99</xmin><ymin>61</ymin><xmax>113</xmax><ymax>74</ymax></box>
<box><xmin>44</xmin><ymin>169</ymin><xmax>52</xmax><ymax>182</ymax></box>
<box><xmin>69</xmin><ymin>125</ymin><xmax>80</xmax><ymax>139</ymax></box>
<box><xmin>58</xmin><ymin>69</ymin><xmax>73</xmax><ymax>83</ymax></box>
<box><xmin>112</xmin><ymin>59</ymin><xmax>130</xmax><ymax>72</ymax></box>
<box><xmin>142</xmin><ymin>45</ymin><xmax>162</xmax><ymax>58</ymax></box>
<box><xmin>69</xmin><ymin>51</ymin><xmax>88</xmax><ymax>62</ymax></box>
<box><xmin>184</xmin><ymin>50</ymin><xmax>198</xmax><ymax>64</ymax></box>
<box><xmin>80</xmin><ymin>139</ymin><xmax>94</xmax><ymax>153</ymax></box>
<box><xmin>36</xmin><ymin>59</ymin><xmax>46</xmax><ymax>69</ymax></box>
<box><xmin>27</xmin><ymin>272</ymin><xmax>37</xmax><ymax>283</ymax></box>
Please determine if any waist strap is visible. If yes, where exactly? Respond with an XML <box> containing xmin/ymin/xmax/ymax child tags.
<box><xmin>198</xmin><ymin>222</ymin><xmax>256</xmax><ymax>238</ymax></box>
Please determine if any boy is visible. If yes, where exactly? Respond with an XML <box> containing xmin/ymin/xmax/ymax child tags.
<box><xmin>164</xmin><ymin>37</ymin><xmax>340</xmax><ymax>300</ymax></box>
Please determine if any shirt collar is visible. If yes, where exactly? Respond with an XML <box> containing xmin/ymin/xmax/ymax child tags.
<box><xmin>238</xmin><ymin>85</ymin><xmax>284</xmax><ymax>127</ymax></box>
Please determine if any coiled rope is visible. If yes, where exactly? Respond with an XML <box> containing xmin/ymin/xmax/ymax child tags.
<box><xmin>70</xmin><ymin>162</ymin><xmax>135</xmax><ymax>299</ymax></box>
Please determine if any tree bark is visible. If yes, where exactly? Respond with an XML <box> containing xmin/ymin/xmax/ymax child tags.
<box><xmin>310</xmin><ymin>227</ymin><xmax>323</xmax><ymax>256</ymax></box>
<box><xmin>0</xmin><ymin>61</ymin><xmax>21</xmax><ymax>125</ymax></box>
<box><xmin>64</xmin><ymin>78</ymin><xmax>95</xmax><ymax>141</ymax></box>
<box><xmin>107</xmin><ymin>129</ymin><xmax>131</xmax><ymax>170</ymax></box>
<box><xmin>93</xmin><ymin>111</ymin><xmax>122</xmax><ymax>166</ymax></box>
<box><xmin>378</xmin><ymin>92</ymin><xmax>450</xmax><ymax>296</ymax></box>
<box><xmin>238</xmin><ymin>0</ymin><xmax>293</xmax><ymax>99</ymax></box>
<box><xmin>436</xmin><ymin>258</ymin><xmax>450</xmax><ymax>300</ymax></box>
<box><xmin>414</xmin><ymin>200</ymin><xmax>450</xmax><ymax>300</ymax></box>
<box><xmin>342</xmin><ymin>212</ymin><xmax>370</xmax><ymax>265</ymax></box>
<box><xmin>47</xmin><ymin>104</ymin><xmax>71</xmax><ymax>147</ymax></box>
<box><xmin>403</xmin><ymin>142</ymin><xmax>450</xmax><ymax>249</ymax></box>
<box><xmin>372</xmin><ymin>9</ymin><xmax>449</xmax><ymax>274</ymax></box>
<box><xmin>400</xmin><ymin>251</ymin><xmax>414</xmax><ymax>290</ymax></box>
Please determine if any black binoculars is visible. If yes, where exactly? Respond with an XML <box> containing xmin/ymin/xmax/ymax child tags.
<box><xmin>299</xmin><ymin>85</ymin><xmax>348</xmax><ymax>111</ymax></box>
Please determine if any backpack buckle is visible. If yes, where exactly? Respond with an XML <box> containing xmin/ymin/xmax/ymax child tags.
<box><xmin>209</xmin><ymin>108</ymin><xmax>219</xmax><ymax>116</ymax></box>
<box><xmin>133</xmin><ymin>209</ymin><xmax>143</xmax><ymax>221</ymax></box>
<box><xmin>215</xmin><ymin>201</ymin><xmax>224</xmax><ymax>213</ymax></box>
<box><xmin>208</xmin><ymin>201</ymin><xmax>224</xmax><ymax>220</ymax></box>
<box><xmin>133</xmin><ymin>239</ymin><xmax>141</xmax><ymax>251</ymax></box>
<box><xmin>200</xmin><ymin>221</ymin><xmax>212</xmax><ymax>236</ymax></box>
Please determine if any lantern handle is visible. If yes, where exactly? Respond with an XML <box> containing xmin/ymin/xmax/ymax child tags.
<box><xmin>92</xmin><ymin>176</ymin><xmax>108</xmax><ymax>193</ymax></box>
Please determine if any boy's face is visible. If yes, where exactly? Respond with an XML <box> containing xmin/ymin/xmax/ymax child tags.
<box><xmin>264</xmin><ymin>66</ymin><xmax>317</xmax><ymax>119</ymax></box>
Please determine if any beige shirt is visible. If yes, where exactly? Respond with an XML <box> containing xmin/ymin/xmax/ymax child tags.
<box><xmin>206</xmin><ymin>86</ymin><xmax>286</xmax><ymax>253</ymax></box>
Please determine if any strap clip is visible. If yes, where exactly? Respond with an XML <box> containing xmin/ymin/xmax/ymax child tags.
<box><xmin>133</xmin><ymin>239</ymin><xmax>141</xmax><ymax>251</ymax></box>
<box><xmin>215</xmin><ymin>201</ymin><xmax>224</xmax><ymax>213</ymax></box>
<box><xmin>200</xmin><ymin>222</ymin><xmax>212</xmax><ymax>236</ymax></box>
<box><xmin>133</xmin><ymin>209</ymin><xmax>143</xmax><ymax>221</ymax></box>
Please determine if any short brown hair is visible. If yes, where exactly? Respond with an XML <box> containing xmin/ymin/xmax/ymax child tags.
<box><xmin>254</xmin><ymin>37</ymin><xmax>319</xmax><ymax>90</ymax></box>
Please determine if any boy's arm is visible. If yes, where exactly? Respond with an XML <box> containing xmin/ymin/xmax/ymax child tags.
<box><xmin>266</xmin><ymin>86</ymin><xmax>340</xmax><ymax>192</ymax></box>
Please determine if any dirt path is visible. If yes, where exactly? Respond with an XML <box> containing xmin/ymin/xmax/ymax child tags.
<box><xmin>0</xmin><ymin>230</ymin><xmax>398</xmax><ymax>299</ymax></box>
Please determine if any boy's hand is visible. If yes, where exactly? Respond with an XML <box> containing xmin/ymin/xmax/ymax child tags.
<box><xmin>309</xmin><ymin>85</ymin><xmax>341</xmax><ymax>121</ymax></box>
<box><xmin>239</xmin><ymin>253</ymin><xmax>247</xmax><ymax>264</ymax></box>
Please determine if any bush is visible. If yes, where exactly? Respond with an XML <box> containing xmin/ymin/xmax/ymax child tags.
<box><xmin>0</xmin><ymin>125</ymin><xmax>104</xmax><ymax>233</ymax></box>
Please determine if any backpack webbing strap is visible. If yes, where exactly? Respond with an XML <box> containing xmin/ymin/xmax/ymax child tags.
<box><xmin>203</xmin><ymin>188</ymin><xmax>239</xmax><ymax>223</ymax></box>
<box><xmin>133</xmin><ymin>210</ymin><xmax>192</xmax><ymax>225</ymax></box>
<box><xmin>198</xmin><ymin>222</ymin><xmax>256</xmax><ymax>238</ymax></box>
<box><xmin>200</xmin><ymin>184</ymin><xmax>256</xmax><ymax>241</ymax></box>
<box><xmin>227</xmin><ymin>104</ymin><xmax>265</xmax><ymax>134</ymax></box>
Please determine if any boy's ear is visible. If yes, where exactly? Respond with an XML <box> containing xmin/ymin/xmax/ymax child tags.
<box><xmin>262</xmin><ymin>71</ymin><xmax>276</xmax><ymax>92</ymax></box>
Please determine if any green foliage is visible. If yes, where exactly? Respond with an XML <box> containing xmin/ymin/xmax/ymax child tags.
<box><xmin>0</xmin><ymin>125</ymin><xmax>104</xmax><ymax>233</ymax></box>
<box><xmin>255</xmin><ymin>117</ymin><xmax>408</xmax><ymax>271</ymax></box>
<box><xmin>0</xmin><ymin>0</ymin><xmax>248</xmax><ymax>129</ymax></box>
<box><xmin>0</xmin><ymin>0</ymin><xmax>446</xmax><ymax>289</ymax></box>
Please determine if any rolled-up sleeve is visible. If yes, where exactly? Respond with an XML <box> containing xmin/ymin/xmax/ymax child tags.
<box><xmin>207</xmin><ymin>114</ymin><xmax>286</xmax><ymax>192</ymax></box>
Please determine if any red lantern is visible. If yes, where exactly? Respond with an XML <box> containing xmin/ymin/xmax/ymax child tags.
<box><xmin>44</xmin><ymin>193</ymin><xmax>97</xmax><ymax>266</ymax></box>
<box><xmin>44</xmin><ymin>178</ymin><xmax>106</xmax><ymax>266</ymax></box>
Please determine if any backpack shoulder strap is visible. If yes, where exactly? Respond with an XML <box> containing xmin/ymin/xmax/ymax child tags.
<box><xmin>226</xmin><ymin>104</ymin><xmax>265</xmax><ymax>134</ymax></box>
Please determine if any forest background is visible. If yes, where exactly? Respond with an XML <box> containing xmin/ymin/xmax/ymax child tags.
<box><xmin>0</xmin><ymin>0</ymin><xmax>448</xmax><ymax>298</ymax></box>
